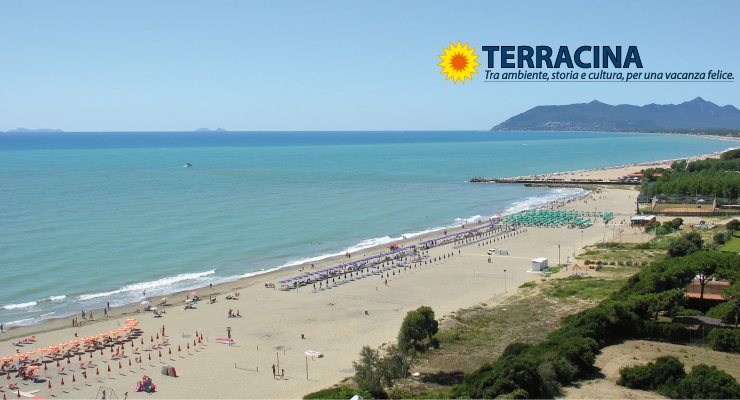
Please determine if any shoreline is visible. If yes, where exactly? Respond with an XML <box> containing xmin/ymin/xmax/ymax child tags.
<box><xmin>0</xmin><ymin>180</ymin><xmax>644</xmax><ymax>399</ymax></box>
<box><xmin>2</xmin><ymin>146</ymin><xmax>731</xmax><ymax>334</ymax></box>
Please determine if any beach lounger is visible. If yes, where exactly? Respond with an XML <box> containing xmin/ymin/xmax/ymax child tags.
<box><xmin>215</xmin><ymin>338</ymin><xmax>234</xmax><ymax>345</ymax></box>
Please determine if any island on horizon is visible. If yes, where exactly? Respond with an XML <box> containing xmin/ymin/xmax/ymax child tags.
<box><xmin>194</xmin><ymin>127</ymin><xmax>227</xmax><ymax>132</ymax></box>
<box><xmin>4</xmin><ymin>127</ymin><xmax>65</xmax><ymax>133</ymax></box>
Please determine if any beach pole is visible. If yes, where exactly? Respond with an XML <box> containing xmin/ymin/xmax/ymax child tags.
<box><xmin>306</xmin><ymin>356</ymin><xmax>308</xmax><ymax>380</ymax></box>
<box><xmin>276</xmin><ymin>352</ymin><xmax>279</xmax><ymax>375</ymax></box>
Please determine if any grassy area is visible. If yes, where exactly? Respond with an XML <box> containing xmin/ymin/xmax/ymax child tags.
<box><xmin>541</xmin><ymin>274</ymin><xmax>632</xmax><ymax>302</ymax></box>
<box><xmin>720</xmin><ymin>232</ymin><xmax>740</xmax><ymax>253</ymax></box>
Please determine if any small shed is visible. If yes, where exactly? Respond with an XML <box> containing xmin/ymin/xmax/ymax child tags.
<box><xmin>631</xmin><ymin>215</ymin><xmax>656</xmax><ymax>226</ymax></box>
<box><xmin>531</xmin><ymin>257</ymin><xmax>548</xmax><ymax>271</ymax></box>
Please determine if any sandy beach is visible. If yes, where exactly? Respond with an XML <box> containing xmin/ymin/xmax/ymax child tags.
<box><xmin>0</xmin><ymin>159</ymin><xmax>706</xmax><ymax>399</ymax></box>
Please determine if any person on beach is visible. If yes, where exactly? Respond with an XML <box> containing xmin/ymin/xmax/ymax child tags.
<box><xmin>89</xmin><ymin>311</ymin><xmax>93</xmax><ymax>320</ymax></box>
<box><xmin>281</xmin><ymin>369</ymin><xmax>284</xmax><ymax>379</ymax></box>
<box><xmin>81</xmin><ymin>310</ymin><xmax>86</xmax><ymax>319</ymax></box>
<box><xmin>107</xmin><ymin>301</ymin><xmax>110</xmax><ymax>310</ymax></box>
<box><xmin>0</xmin><ymin>323</ymin><xmax>3</xmax><ymax>333</ymax></box>
<box><xmin>104</xmin><ymin>308</ymin><xmax>108</xmax><ymax>317</ymax></box>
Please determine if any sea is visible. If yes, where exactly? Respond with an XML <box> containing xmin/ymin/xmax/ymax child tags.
<box><xmin>0</xmin><ymin>131</ymin><xmax>734</xmax><ymax>328</ymax></box>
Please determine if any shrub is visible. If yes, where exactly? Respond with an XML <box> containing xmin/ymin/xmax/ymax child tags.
<box><xmin>617</xmin><ymin>356</ymin><xmax>685</xmax><ymax>397</ymax></box>
<box><xmin>609</xmin><ymin>261</ymin><xmax>616</xmax><ymax>266</ymax></box>
<box><xmin>641</xmin><ymin>261</ymin><xmax>649</xmax><ymax>266</ymax></box>
<box><xmin>618</xmin><ymin>260</ymin><xmax>625</xmax><ymax>266</ymax></box>
<box><xmin>626</xmin><ymin>261</ymin><xmax>633</xmax><ymax>266</ymax></box>
<box><xmin>635</xmin><ymin>242</ymin><xmax>653</xmax><ymax>250</ymax></box>
<box><xmin>668</xmin><ymin>237</ymin><xmax>700</xmax><ymax>258</ymax></box>
<box><xmin>727</xmin><ymin>219</ymin><xmax>740</xmax><ymax>231</ymax></box>
<box><xmin>708</xmin><ymin>329</ymin><xmax>740</xmax><ymax>353</ymax></box>
<box><xmin>676</xmin><ymin>364</ymin><xmax>740</xmax><ymax>399</ymax></box>
<box><xmin>714</xmin><ymin>232</ymin><xmax>727</xmax><ymax>246</ymax></box>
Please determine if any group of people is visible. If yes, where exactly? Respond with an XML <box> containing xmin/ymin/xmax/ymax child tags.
<box><xmin>227</xmin><ymin>309</ymin><xmax>241</xmax><ymax>318</ymax></box>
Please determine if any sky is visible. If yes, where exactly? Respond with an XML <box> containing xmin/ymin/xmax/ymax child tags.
<box><xmin>1</xmin><ymin>1</ymin><xmax>738</xmax><ymax>132</ymax></box>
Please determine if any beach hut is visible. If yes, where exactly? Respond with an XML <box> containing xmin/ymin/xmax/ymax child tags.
<box><xmin>531</xmin><ymin>258</ymin><xmax>548</xmax><ymax>271</ymax></box>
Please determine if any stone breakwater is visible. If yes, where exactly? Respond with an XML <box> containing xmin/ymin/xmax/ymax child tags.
<box><xmin>469</xmin><ymin>177</ymin><xmax>634</xmax><ymax>189</ymax></box>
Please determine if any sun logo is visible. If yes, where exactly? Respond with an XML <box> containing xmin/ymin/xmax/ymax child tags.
<box><xmin>438</xmin><ymin>41</ymin><xmax>480</xmax><ymax>84</ymax></box>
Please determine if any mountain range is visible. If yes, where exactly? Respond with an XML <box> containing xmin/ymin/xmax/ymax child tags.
<box><xmin>491</xmin><ymin>98</ymin><xmax>740</xmax><ymax>132</ymax></box>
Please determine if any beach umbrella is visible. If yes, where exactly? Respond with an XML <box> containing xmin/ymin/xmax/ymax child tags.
<box><xmin>161</xmin><ymin>298</ymin><xmax>167</xmax><ymax>302</ymax></box>
<box><xmin>6</xmin><ymin>372</ymin><xmax>10</xmax><ymax>381</ymax></box>
<box><xmin>72</xmin><ymin>374</ymin><xmax>76</xmax><ymax>388</ymax></box>
<box><xmin>61</xmin><ymin>377</ymin><xmax>64</xmax><ymax>388</ymax></box>
<box><xmin>191</xmin><ymin>291</ymin><xmax>198</xmax><ymax>296</ymax></box>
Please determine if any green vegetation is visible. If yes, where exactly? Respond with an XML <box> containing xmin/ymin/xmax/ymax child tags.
<box><xmin>518</xmin><ymin>281</ymin><xmax>537</xmax><ymax>289</ymax></box>
<box><xmin>617</xmin><ymin>356</ymin><xmax>740</xmax><ymax>399</ymax></box>
<box><xmin>708</xmin><ymin>329</ymin><xmax>740</xmax><ymax>353</ymax></box>
<box><xmin>398</xmin><ymin>306</ymin><xmax>439</xmax><ymax>354</ymax></box>
<box><xmin>542</xmin><ymin>275</ymin><xmax>625</xmax><ymax>302</ymax></box>
<box><xmin>720</xmin><ymin>232</ymin><xmax>740</xmax><ymax>253</ymax></box>
<box><xmin>303</xmin><ymin>386</ymin><xmax>371</xmax><ymax>399</ymax></box>
<box><xmin>617</xmin><ymin>356</ymin><xmax>685</xmax><ymax>396</ymax></box>
<box><xmin>677</xmin><ymin>364</ymin><xmax>740</xmax><ymax>399</ymax></box>
<box><xmin>641</xmin><ymin>153</ymin><xmax>740</xmax><ymax>198</ymax></box>
<box><xmin>445</xmin><ymin>250</ymin><xmax>740</xmax><ymax>398</ymax></box>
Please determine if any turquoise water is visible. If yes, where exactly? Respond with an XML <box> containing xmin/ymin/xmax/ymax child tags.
<box><xmin>0</xmin><ymin>131</ymin><xmax>733</xmax><ymax>327</ymax></box>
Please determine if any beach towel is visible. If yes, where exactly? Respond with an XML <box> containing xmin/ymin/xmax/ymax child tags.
<box><xmin>215</xmin><ymin>338</ymin><xmax>235</xmax><ymax>345</ymax></box>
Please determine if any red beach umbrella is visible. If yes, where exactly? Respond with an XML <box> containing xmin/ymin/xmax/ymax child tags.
<box><xmin>168</xmin><ymin>348</ymin><xmax>171</xmax><ymax>355</ymax></box>
<box><xmin>90</xmin><ymin>352</ymin><xmax>93</xmax><ymax>359</ymax></box>
<box><xmin>107</xmin><ymin>365</ymin><xmax>111</xmax><ymax>373</ymax></box>
<box><xmin>56</xmin><ymin>360</ymin><xmax>60</xmax><ymax>368</ymax></box>
<box><xmin>96</xmin><ymin>368</ymin><xmax>99</xmax><ymax>376</ymax></box>
<box><xmin>156</xmin><ymin>333</ymin><xmax>159</xmax><ymax>340</ymax></box>
<box><xmin>72</xmin><ymin>375</ymin><xmax>76</xmax><ymax>383</ymax></box>
<box><xmin>78</xmin><ymin>355</ymin><xmax>82</xmax><ymax>361</ymax></box>
<box><xmin>148</xmin><ymin>353</ymin><xmax>151</xmax><ymax>361</ymax></box>
<box><xmin>140</xmin><ymin>338</ymin><xmax>144</xmax><ymax>345</ymax></box>
<box><xmin>61</xmin><ymin>378</ymin><xmax>64</xmax><ymax>387</ymax></box>
<box><xmin>128</xmin><ymin>359</ymin><xmax>132</xmax><ymax>367</ymax></box>
<box><xmin>6</xmin><ymin>372</ymin><xmax>10</xmax><ymax>381</ymax></box>
<box><xmin>67</xmin><ymin>357</ymin><xmax>71</xmax><ymax>364</ymax></box>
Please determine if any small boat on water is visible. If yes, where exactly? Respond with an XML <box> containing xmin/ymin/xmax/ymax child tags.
<box><xmin>184</xmin><ymin>163</ymin><xmax>192</xmax><ymax>167</ymax></box>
